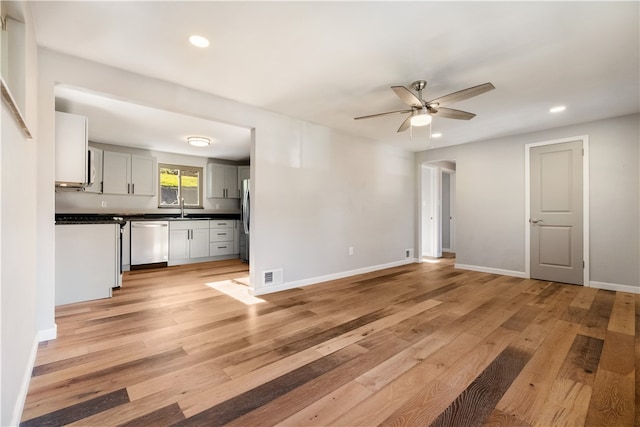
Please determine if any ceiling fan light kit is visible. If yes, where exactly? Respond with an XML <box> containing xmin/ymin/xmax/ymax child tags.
<box><xmin>354</xmin><ymin>79</ymin><xmax>495</xmax><ymax>134</ymax></box>
<box><xmin>410</xmin><ymin>108</ymin><xmax>432</xmax><ymax>127</ymax></box>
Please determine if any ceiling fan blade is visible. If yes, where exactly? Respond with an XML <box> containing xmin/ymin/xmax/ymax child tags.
<box><xmin>434</xmin><ymin>107</ymin><xmax>476</xmax><ymax>120</ymax></box>
<box><xmin>397</xmin><ymin>114</ymin><xmax>412</xmax><ymax>132</ymax></box>
<box><xmin>428</xmin><ymin>82</ymin><xmax>495</xmax><ymax>107</ymax></box>
<box><xmin>354</xmin><ymin>109</ymin><xmax>412</xmax><ymax>120</ymax></box>
<box><xmin>391</xmin><ymin>86</ymin><xmax>423</xmax><ymax>107</ymax></box>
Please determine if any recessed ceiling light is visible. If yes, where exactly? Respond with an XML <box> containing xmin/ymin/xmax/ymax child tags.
<box><xmin>431</xmin><ymin>132</ymin><xmax>442</xmax><ymax>138</ymax></box>
<box><xmin>189</xmin><ymin>35</ymin><xmax>210</xmax><ymax>48</ymax></box>
<box><xmin>187</xmin><ymin>136</ymin><xmax>211</xmax><ymax>147</ymax></box>
<box><xmin>549</xmin><ymin>105</ymin><xmax>566</xmax><ymax>113</ymax></box>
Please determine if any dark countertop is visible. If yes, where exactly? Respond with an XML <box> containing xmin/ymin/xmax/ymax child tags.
<box><xmin>55</xmin><ymin>212</ymin><xmax>241</xmax><ymax>224</ymax></box>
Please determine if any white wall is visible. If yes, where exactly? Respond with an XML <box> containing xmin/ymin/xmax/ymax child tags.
<box><xmin>1</xmin><ymin>3</ymin><xmax>39</xmax><ymax>425</ymax></box>
<box><xmin>417</xmin><ymin>113</ymin><xmax>640</xmax><ymax>291</ymax></box>
<box><xmin>251</xmin><ymin>118</ymin><xmax>415</xmax><ymax>292</ymax></box>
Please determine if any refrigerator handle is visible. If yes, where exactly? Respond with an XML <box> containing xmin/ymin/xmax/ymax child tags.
<box><xmin>242</xmin><ymin>186</ymin><xmax>250</xmax><ymax>234</ymax></box>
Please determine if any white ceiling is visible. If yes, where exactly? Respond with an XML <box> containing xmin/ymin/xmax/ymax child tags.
<box><xmin>30</xmin><ymin>1</ymin><xmax>639</xmax><ymax>154</ymax></box>
<box><xmin>55</xmin><ymin>85</ymin><xmax>252</xmax><ymax>160</ymax></box>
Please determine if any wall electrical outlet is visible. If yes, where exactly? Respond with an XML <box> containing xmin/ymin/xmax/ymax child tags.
<box><xmin>348</xmin><ymin>246</ymin><xmax>354</xmax><ymax>256</ymax></box>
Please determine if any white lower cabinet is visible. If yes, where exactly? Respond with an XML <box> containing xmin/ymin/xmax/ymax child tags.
<box><xmin>55</xmin><ymin>224</ymin><xmax>118</xmax><ymax>305</ymax></box>
<box><xmin>168</xmin><ymin>219</ymin><xmax>241</xmax><ymax>266</ymax></box>
<box><xmin>210</xmin><ymin>220</ymin><xmax>235</xmax><ymax>256</ymax></box>
<box><xmin>169</xmin><ymin>220</ymin><xmax>210</xmax><ymax>262</ymax></box>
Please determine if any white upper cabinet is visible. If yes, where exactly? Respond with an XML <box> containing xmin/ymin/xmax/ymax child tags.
<box><xmin>102</xmin><ymin>151</ymin><xmax>156</xmax><ymax>196</ymax></box>
<box><xmin>102</xmin><ymin>151</ymin><xmax>130</xmax><ymax>195</ymax></box>
<box><xmin>131</xmin><ymin>155</ymin><xmax>156</xmax><ymax>196</ymax></box>
<box><xmin>207</xmin><ymin>163</ymin><xmax>238</xmax><ymax>199</ymax></box>
<box><xmin>55</xmin><ymin>111</ymin><xmax>88</xmax><ymax>188</ymax></box>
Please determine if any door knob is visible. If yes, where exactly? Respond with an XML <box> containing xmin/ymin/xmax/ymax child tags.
<box><xmin>530</xmin><ymin>218</ymin><xmax>543</xmax><ymax>224</ymax></box>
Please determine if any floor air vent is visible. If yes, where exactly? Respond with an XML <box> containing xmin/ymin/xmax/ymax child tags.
<box><xmin>263</xmin><ymin>269</ymin><xmax>283</xmax><ymax>286</ymax></box>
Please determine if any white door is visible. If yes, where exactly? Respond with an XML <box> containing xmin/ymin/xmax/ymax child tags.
<box><xmin>441</xmin><ymin>170</ymin><xmax>455</xmax><ymax>252</ymax></box>
<box><xmin>530</xmin><ymin>140</ymin><xmax>583</xmax><ymax>285</ymax></box>
<box><xmin>421</xmin><ymin>165</ymin><xmax>436</xmax><ymax>257</ymax></box>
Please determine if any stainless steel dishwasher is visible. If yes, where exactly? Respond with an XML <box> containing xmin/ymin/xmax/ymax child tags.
<box><xmin>130</xmin><ymin>221</ymin><xmax>169</xmax><ymax>265</ymax></box>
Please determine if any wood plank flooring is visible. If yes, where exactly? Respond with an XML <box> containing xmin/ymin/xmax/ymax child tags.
<box><xmin>21</xmin><ymin>258</ymin><xmax>638</xmax><ymax>426</ymax></box>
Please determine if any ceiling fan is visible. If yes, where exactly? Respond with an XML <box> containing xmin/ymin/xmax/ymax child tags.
<box><xmin>354</xmin><ymin>80</ymin><xmax>495</xmax><ymax>132</ymax></box>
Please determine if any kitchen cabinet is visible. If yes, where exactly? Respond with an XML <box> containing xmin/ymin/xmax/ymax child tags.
<box><xmin>209</xmin><ymin>220</ymin><xmax>235</xmax><ymax>256</ymax></box>
<box><xmin>102</xmin><ymin>151</ymin><xmax>156</xmax><ymax>196</ymax></box>
<box><xmin>84</xmin><ymin>146</ymin><xmax>103</xmax><ymax>193</ymax></box>
<box><xmin>55</xmin><ymin>223</ymin><xmax>118</xmax><ymax>305</ymax></box>
<box><xmin>55</xmin><ymin>111</ymin><xmax>89</xmax><ymax>188</ymax></box>
<box><xmin>207</xmin><ymin>163</ymin><xmax>238</xmax><ymax>199</ymax></box>
<box><xmin>169</xmin><ymin>220</ymin><xmax>210</xmax><ymax>262</ymax></box>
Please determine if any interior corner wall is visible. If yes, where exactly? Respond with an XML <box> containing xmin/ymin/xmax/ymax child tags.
<box><xmin>416</xmin><ymin>113</ymin><xmax>640</xmax><ymax>290</ymax></box>
<box><xmin>38</xmin><ymin>48</ymin><xmax>415</xmax><ymax>299</ymax></box>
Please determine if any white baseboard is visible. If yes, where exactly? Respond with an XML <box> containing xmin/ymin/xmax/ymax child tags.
<box><xmin>590</xmin><ymin>281</ymin><xmax>640</xmax><ymax>294</ymax></box>
<box><xmin>252</xmin><ymin>258</ymin><xmax>417</xmax><ymax>296</ymax></box>
<box><xmin>37</xmin><ymin>324</ymin><xmax>57</xmax><ymax>342</ymax></box>
<box><xmin>454</xmin><ymin>263</ymin><xmax>528</xmax><ymax>279</ymax></box>
<box><xmin>10</xmin><ymin>334</ymin><xmax>39</xmax><ymax>427</ymax></box>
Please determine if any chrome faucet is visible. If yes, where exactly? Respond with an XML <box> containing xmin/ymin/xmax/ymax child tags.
<box><xmin>180</xmin><ymin>197</ymin><xmax>186</xmax><ymax>218</ymax></box>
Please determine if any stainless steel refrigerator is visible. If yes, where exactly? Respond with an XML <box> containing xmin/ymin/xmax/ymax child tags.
<box><xmin>240</xmin><ymin>179</ymin><xmax>250</xmax><ymax>263</ymax></box>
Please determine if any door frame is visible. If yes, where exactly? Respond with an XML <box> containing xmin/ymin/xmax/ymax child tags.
<box><xmin>420</xmin><ymin>164</ymin><xmax>439</xmax><ymax>258</ymax></box>
<box><xmin>524</xmin><ymin>135</ymin><xmax>590</xmax><ymax>286</ymax></box>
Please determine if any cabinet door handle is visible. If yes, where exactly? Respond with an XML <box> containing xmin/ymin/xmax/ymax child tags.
<box><xmin>127</xmin><ymin>183</ymin><xmax>130</xmax><ymax>194</ymax></box>
<box><xmin>132</xmin><ymin>183</ymin><xmax>135</xmax><ymax>194</ymax></box>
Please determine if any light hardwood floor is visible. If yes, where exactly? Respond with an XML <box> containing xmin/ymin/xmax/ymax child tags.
<box><xmin>21</xmin><ymin>258</ymin><xmax>638</xmax><ymax>426</ymax></box>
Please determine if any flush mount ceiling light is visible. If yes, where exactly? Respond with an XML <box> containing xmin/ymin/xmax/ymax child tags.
<box><xmin>431</xmin><ymin>132</ymin><xmax>442</xmax><ymax>138</ymax></box>
<box><xmin>189</xmin><ymin>35</ymin><xmax>210</xmax><ymax>48</ymax></box>
<box><xmin>549</xmin><ymin>105</ymin><xmax>566</xmax><ymax>113</ymax></box>
<box><xmin>187</xmin><ymin>136</ymin><xmax>211</xmax><ymax>147</ymax></box>
<box><xmin>410</xmin><ymin>108</ymin><xmax>432</xmax><ymax>127</ymax></box>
